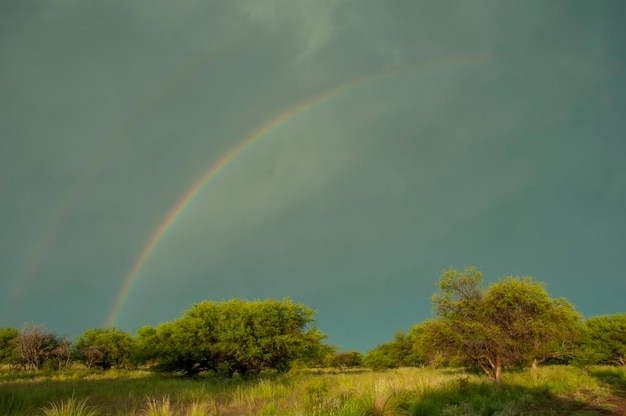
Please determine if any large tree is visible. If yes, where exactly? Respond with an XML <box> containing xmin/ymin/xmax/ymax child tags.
<box><xmin>136</xmin><ymin>298</ymin><xmax>326</xmax><ymax>377</ymax></box>
<box><xmin>431</xmin><ymin>267</ymin><xmax>580</xmax><ymax>383</ymax></box>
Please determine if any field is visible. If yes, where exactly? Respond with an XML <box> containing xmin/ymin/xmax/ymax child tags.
<box><xmin>1</xmin><ymin>366</ymin><xmax>625</xmax><ymax>416</ymax></box>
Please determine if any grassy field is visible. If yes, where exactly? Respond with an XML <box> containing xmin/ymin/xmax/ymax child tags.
<box><xmin>0</xmin><ymin>366</ymin><xmax>624</xmax><ymax>415</ymax></box>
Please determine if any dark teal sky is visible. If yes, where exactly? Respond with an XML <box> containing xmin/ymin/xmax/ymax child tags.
<box><xmin>1</xmin><ymin>0</ymin><xmax>625</xmax><ymax>352</ymax></box>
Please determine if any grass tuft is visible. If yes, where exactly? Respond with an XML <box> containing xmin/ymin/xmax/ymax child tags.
<box><xmin>186</xmin><ymin>399</ymin><xmax>215</xmax><ymax>416</ymax></box>
<box><xmin>41</xmin><ymin>395</ymin><xmax>99</xmax><ymax>416</ymax></box>
<box><xmin>143</xmin><ymin>395</ymin><xmax>172</xmax><ymax>416</ymax></box>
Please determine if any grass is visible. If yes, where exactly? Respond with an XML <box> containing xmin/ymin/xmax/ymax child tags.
<box><xmin>41</xmin><ymin>395</ymin><xmax>99</xmax><ymax>416</ymax></box>
<box><xmin>0</xmin><ymin>366</ymin><xmax>623</xmax><ymax>415</ymax></box>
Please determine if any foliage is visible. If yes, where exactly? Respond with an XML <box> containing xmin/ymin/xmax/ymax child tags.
<box><xmin>575</xmin><ymin>313</ymin><xmax>626</xmax><ymax>366</ymax></box>
<box><xmin>136</xmin><ymin>298</ymin><xmax>326</xmax><ymax>377</ymax></box>
<box><xmin>363</xmin><ymin>331</ymin><xmax>420</xmax><ymax>370</ymax></box>
<box><xmin>331</xmin><ymin>351</ymin><xmax>363</xmax><ymax>370</ymax></box>
<box><xmin>300</xmin><ymin>342</ymin><xmax>336</xmax><ymax>368</ymax></box>
<box><xmin>50</xmin><ymin>337</ymin><xmax>73</xmax><ymax>371</ymax></box>
<box><xmin>74</xmin><ymin>327</ymin><xmax>133</xmax><ymax>369</ymax></box>
<box><xmin>429</xmin><ymin>267</ymin><xmax>581</xmax><ymax>382</ymax></box>
<box><xmin>0</xmin><ymin>326</ymin><xmax>19</xmax><ymax>365</ymax></box>
<box><xmin>10</xmin><ymin>323</ymin><xmax>59</xmax><ymax>371</ymax></box>
<box><xmin>363</xmin><ymin>349</ymin><xmax>397</xmax><ymax>371</ymax></box>
<box><xmin>409</xmin><ymin>320</ymin><xmax>453</xmax><ymax>369</ymax></box>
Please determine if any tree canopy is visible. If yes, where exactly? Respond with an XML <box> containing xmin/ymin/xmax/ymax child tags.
<box><xmin>575</xmin><ymin>314</ymin><xmax>626</xmax><ymax>366</ymax></box>
<box><xmin>429</xmin><ymin>267</ymin><xmax>581</xmax><ymax>382</ymax></box>
<box><xmin>1</xmin><ymin>279</ymin><xmax>624</xmax><ymax>376</ymax></box>
<box><xmin>0</xmin><ymin>326</ymin><xmax>19</xmax><ymax>366</ymax></box>
<box><xmin>135</xmin><ymin>298</ymin><xmax>326</xmax><ymax>377</ymax></box>
<box><xmin>75</xmin><ymin>327</ymin><xmax>133</xmax><ymax>369</ymax></box>
<box><xmin>9</xmin><ymin>323</ymin><xmax>59</xmax><ymax>371</ymax></box>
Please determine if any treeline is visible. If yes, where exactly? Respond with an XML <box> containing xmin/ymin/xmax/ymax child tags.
<box><xmin>362</xmin><ymin>268</ymin><xmax>626</xmax><ymax>383</ymax></box>
<box><xmin>0</xmin><ymin>299</ymin><xmax>328</xmax><ymax>376</ymax></box>
<box><xmin>1</xmin><ymin>269</ymin><xmax>624</xmax><ymax>381</ymax></box>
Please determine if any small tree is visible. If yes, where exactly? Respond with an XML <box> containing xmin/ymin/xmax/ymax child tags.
<box><xmin>75</xmin><ymin>327</ymin><xmax>133</xmax><ymax>369</ymax></box>
<box><xmin>52</xmin><ymin>337</ymin><xmax>72</xmax><ymax>370</ymax></box>
<box><xmin>409</xmin><ymin>321</ymin><xmax>448</xmax><ymax>368</ymax></box>
<box><xmin>82</xmin><ymin>345</ymin><xmax>105</xmax><ymax>369</ymax></box>
<box><xmin>332</xmin><ymin>351</ymin><xmax>363</xmax><ymax>370</ymax></box>
<box><xmin>0</xmin><ymin>327</ymin><xmax>19</xmax><ymax>367</ymax></box>
<box><xmin>10</xmin><ymin>323</ymin><xmax>57</xmax><ymax>371</ymax></box>
<box><xmin>431</xmin><ymin>267</ymin><xmax>580</xmax><ymax>383</ymax></box>
<box><xmin>363</xmin><ymin>348</ymin><xmax>396</xmax><ymax>370</ymax></box>
<box><xmin>577</xmin><ymin>314</ymin><xmax>626</xmax><ymax>366</ymax></box>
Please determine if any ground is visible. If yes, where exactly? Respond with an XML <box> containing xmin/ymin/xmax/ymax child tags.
<box><xmin>531</xmin><ymin>371</ymin><xmax>626</xmax><ymax>416</ymax></box>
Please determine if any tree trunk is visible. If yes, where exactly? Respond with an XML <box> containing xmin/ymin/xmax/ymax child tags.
<box><xmin>495</xmin><ymin>356</ymin><xmax>502</xmax><ymax>384</ymax></box>
<box><xmin>477</xmin><ymin>359</ymin><xmax>494</xmax><ymax>380</ymax></box>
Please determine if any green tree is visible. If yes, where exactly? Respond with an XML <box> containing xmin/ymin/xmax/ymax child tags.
<box><xmin>0</xmin><ymin>326</ymin><xmax>19</xmax><ymax>366</ymax></box>
<box><xmin>75</xmin><ymin>327</ymin><xmax>133</xmax><ymax>369</ymax></box>
<box><xmin>368</xmin><ymin>321</ymin><xmax>451</xmax><ymax>370</ymax></box>
<box><xmin>331</xmin><ymin>351</ymin><xmax>363</xmax><ymax>370</ymax></box>
<box><xmin>576</xmin><ymin>314</ymin><xmax>626</xmax><ymax>366</ymax></box>
<box><xmin>139</xmin><ymin>298</ymin><xmax>326</xmax><ymax>377</ymax></box>
<box><xmin>133</xmin><ymin>322</ymin><xmax>211</xmax><ymax>375</ymax></box>
<box><xmin>363</xmin><ymin>347</ymin><xmax>396</xmax><ymax>370</ymax></box>
<box><xmin>430</xmin><ymin>267</ymin><xmax>580</xmax><ymax>383</ymax></box>
<box><xmin>363</xmin><ymin>331</ymin><xmax>418</xmax><ymax>370</ymax></box>
<box><xmin>297</xmin><ymin>341</ymin><xmax>336</xmax><ymax>368</ymax></box>
<box><xmin>529</xmin><ymin>297</ymin><xmax>582</xmax><ymax>367</ymax></box>
<box><xmin>408</xmin><ymin>321</ymin><xmax>448</xmax><ymax>368</ymax></box>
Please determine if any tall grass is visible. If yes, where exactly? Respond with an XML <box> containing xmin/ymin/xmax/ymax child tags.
<box><xmin>0</xmin><ymin>365</ymin><xmax>623</xmax><ymax>415</ymax></box>
<box><xmin>41</xmin><ymin>395</ymin><xmax>99</xmax><ymax>416</ymax></box>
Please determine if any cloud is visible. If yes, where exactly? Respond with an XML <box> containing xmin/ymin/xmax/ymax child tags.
<box><xmin>2</xmin><ymin>0</ymin><xmax>624</xmax><ymax>351</ymax></box>
<box><xmin>237</xmin><ymin>0</ymin><xmax>345</xmax><ymax>62</ymax></box>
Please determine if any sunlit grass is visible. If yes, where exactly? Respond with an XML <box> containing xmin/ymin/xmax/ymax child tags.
<box><xmin>143</xmin><ymin>396</ymin><xmax>172</xmax><ymax>416</ymax></box>
<box><xmin>41</xmin><ymin>395</ymin><xmax>99</xmax><ymax>416</ymax></box>
<box><xmin>0</xmin><ymin>366</ymin><xmax>623</xmax><ymax>415</ymax></box>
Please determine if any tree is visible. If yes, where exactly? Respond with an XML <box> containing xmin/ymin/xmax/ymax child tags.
<box><xmin>10</xmin><ymin>323</ymin><xmax>57</xmax><ymax>371</ymax></box>
<box><xmin>82</xmin><ymin>345</ymin><xmax>105</xmax><ymax>369</ymax></box>
<box><xmin>297</xmin><ymin>341</ymin><xmax>335</xmax><ymax>368</ymax></box>
<box><xmin>331</xmin><ymin>351</ymin><xmax>363</xmax><ymax>370</ymax></box>
<box><xmin>431</xmin><ymin>267</ymin><xmax>580</xmax><ymax>383</ymax></box>
<box><xmin>138</xmin><ymin>298</ymin><xmax>326</xmax><ymax>377</ymax></box>
<box><xmin>576</xmin><ymin>314</ymin><xmax>626</xmax><ymax>366</ymax></box>
<box><xmin>50</xmin><ymin>336</ymin><xmax>72</xmax><ymax>370</ymax></box>
<box><xmin>363</xmin><ymin>347</ymin><xmax>396</xmax><ymax>370</ymax></box>
<box><xmin>135</xmin><ymin>316</ymin><xmax>222</xmax><ymax>376</ymax></box>
<box><xmin>0</xmin><ymin>326</ymin><xmax>19</xmax><ymax>366</ymax></box>
<box><xmin>363</xmin><ymin>330</ymin><xmax>421</xmax><ymax>370</ymax></box>
<box><xmin>408</xmin><ymin>321</ymin><xmax>448</xmax><ymax>368</ymax></box>
<box><xmin>529</xmin><ymin>297</ymin><xmax>582</xmax><ymax>367</ymax></box>
<box><xmin>75</xmin><ymin>327</ymin><xmax>133</xmax><ymax>369</ymax></box>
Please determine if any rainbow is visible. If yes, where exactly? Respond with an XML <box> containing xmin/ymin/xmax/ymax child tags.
<box><xmin>1</xmin><ymin>40</ymin><xmax>245</xmax><ymax>321</ymax></box>
<box><xmin>105</xmin><ymin>54</ymin><xmax>489</xmax><ymax>327</ymax></box>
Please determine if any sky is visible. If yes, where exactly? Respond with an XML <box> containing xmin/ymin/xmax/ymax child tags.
<box><xmin>1</xmin><ymin>0</ymin><xmax>625</xmax><ymax>353</ymax></box>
